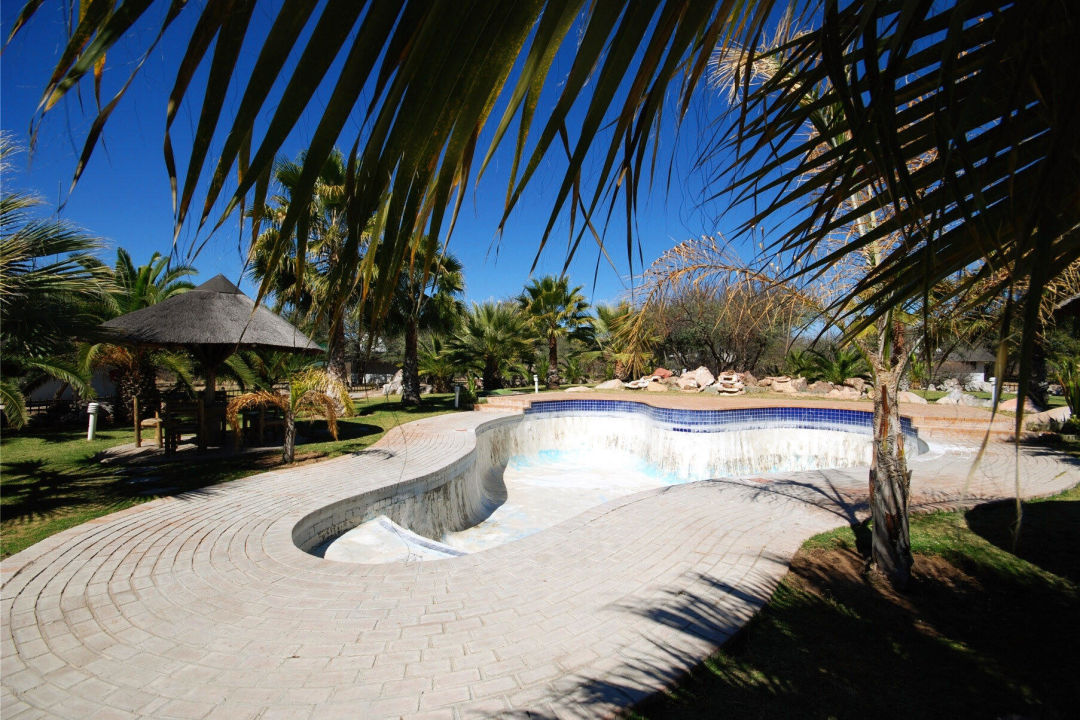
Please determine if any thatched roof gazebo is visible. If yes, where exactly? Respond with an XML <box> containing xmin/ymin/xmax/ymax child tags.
<box><xmin>99</xmin><ymin>274</ymin><xmax>322</xmax><ymax>448</ymax></box>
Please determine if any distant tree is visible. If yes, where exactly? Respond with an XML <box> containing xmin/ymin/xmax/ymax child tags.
<box><xmin>382</xmin><ymin>235</ymin><xmax>464</xmax><ymax>405</ymax></box>
<box><xmin>519</xmin><ymin>276</ymin><xmax>592</xmax><ymax>389</ymax></box>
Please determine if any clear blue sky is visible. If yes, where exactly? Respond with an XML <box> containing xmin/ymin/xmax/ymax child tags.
<box><xmin>1</xmin><ymin>3</ymin><xmax>748</xmax><ymax>308</ymax></box>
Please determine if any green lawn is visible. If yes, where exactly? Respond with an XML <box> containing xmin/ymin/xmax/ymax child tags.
<box><xmin>632</xmin><ymin>482</ymin><xmax>1080</xmax><ymax>719</ymax></box>
<box><xmin>1</xmin><ymin>394</ymin><xmax>464</xmax><ymax>559</ymax></box>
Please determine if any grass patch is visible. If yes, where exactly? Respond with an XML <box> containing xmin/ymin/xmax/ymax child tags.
<box><xmin>633</xmin><ymin>484</ymin><xmax>1080</xmax><ymax>719</ymax></box>
<box><xmin>1</xmin><ymin>394</ymin><xmax>463</xmax><ymax>559</ymax></box>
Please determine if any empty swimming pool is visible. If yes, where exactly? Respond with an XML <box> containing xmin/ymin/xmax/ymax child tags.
<box><xmin>299</xmin><ymin>400</ymin><xmax>925</xmax><ymax>564</ymax></box>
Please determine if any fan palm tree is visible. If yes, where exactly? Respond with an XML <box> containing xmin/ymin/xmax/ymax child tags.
<box><xmin>450</xmin><ymin>302</ymin><xmax>532</xmax><ymax>392</ymax></box>
<box><xmin>518</xmin><ymin>276</ymin><xmax>592</xmax><ymax>389</ymax></box>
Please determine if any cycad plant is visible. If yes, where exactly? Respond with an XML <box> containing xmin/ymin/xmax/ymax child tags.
<box><xmin>807</xmin><ymin>346</ymin><xmax>871</xmax><ymax>385</ymax></box>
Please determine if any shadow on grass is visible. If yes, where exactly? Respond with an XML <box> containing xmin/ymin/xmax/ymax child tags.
<box><xmin>965</xmin><ymin>498</ymin><xmax>1080</xmax><ymax>584</ymax></box>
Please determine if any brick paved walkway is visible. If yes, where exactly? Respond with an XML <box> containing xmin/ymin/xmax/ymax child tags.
<box><xmin>3</xmin><ymin>404</ymin><xmax>1078</xmax><ymax>719</ymax></box>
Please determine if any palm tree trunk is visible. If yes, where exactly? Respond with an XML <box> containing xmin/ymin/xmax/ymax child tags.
<box><xmin>327</xmin><ymin>315</ymin><xmax>348</xmax><ymax>388</ymax></box>
<box><xmin>869</xmin><ymin>364</ymin><xmax>913</xmax><ymax>588</ymax></box>
<box><xmin>282</xmin><ymin>412</ymin><xmax>296</xmax><ymax>463</ymax></box>
<box><xmin>483</xmin><ymin>357</ymin><xmax>500</xmax><ymax>392</ymax></box>
<box><xmin>402</xmin><ymin>318</ymin><xmax>421</xmax><ymax>406</ymax></box>
<box><xmin>547</xmin><ymin>332</ymin><xmax>559</xmax><ymax>389</ymax></box>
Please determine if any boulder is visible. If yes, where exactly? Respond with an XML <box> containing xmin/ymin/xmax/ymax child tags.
<box><xmin>565</xmin><ymin>386</ymin><xmax>592</xmax><ymax>393</ymax></box>
<box><xmin>624</xmin><ymin>378</ymin><xmax>651</xmax><ymax>389</ymax></box>
<box><xmin>1023</xmin><ymin>405</ymin><xmax>1072</xmax><ymax>429</ymax></box>
<box><xmin>965</xmin><ymin>380</ymin><xmax>994</xmax><ymax>394</ymax></box>
<box><xmin>935</xmin><ymin>389</ymin><xmax>988</xmax><ymax>407</ymax></box>
<box><xmin>740</xmin><ymin>371</ymin><xmax>758</xmax><ymax>386</ymax></box>
<box><xmin>683</xmin><ymin>366</ymin><xmax>715</xmax><ymax>388</ymax></box>
<box><xmin>843</xmin><ymin>377</ymin><xmax>866</xmax><ymax>393</ymax></box>
<box><xmin>998</xmin><ymin>396</ymin><xmax>1044</xmax><ymax>413</ymax></box>
<box><xmin>806</xmin><ymin>380</ymin><xmax>834</xmax><ymax>395</ymax></box>
<box><xmin>594</xmin><ymin>379</ymin><xmax>625</xmax><ymax>390</ymax></box>
<box><xmin>758</xmin><ymin>376</ymin><xmax>776</xmax><ymax>387</ymax></box>
<box><xmin>744</xmin><ymin>384</ymin><xmax>768</xmax><ymax>394</ymax></box>
<box><xmin>825</xmin><ymin>386</ymin><xmax>860</xmax><ymax>400</ymax></box>
<box><xmin>652</xmin><ymin>367</ymin><xmax>673</xmax><ymax>379</ymax></box>
<box><xmin>897</xmin><ymin>391</ymin><xmax>928</xmax><ymax>404</ymax></box>
<box><xmin>701</xmin><ymin>383</ymin><xmax>721</xmax><ymax>394</ymax></box>
<box><xmin>646</xmin><ymin>381</ymin><xmax>668</xmax><ymax>392</ymax></box>
<box><xmin>941</xmin><ymin>377</ymin><xmax>962</xmax><ymax>392</ymax></box>
<box><xmin>791</xmin><ymin>376</ymin><xmax>808</xmax><ymax>392</ymax></box>
<box><xmin>676</xmin><ymin>376</ymin><xmax>700</xmax><ymax>391</ymax></box>
<box><xmin>771</xmin><ymin>379</ymin><xmax>799</xmax><ymax>394</ymax></box>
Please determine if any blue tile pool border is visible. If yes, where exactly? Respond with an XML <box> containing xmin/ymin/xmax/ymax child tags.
<box><xmin>523</xmin><ymin>399</ymin><xmax>921</xmax><ymax>449</ymax></box>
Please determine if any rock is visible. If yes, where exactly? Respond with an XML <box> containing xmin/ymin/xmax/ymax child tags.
<box><xmin>740</xmin><ymin>371</ymin><xmax>758</xmax><ymax>386</ymax></box>
<box><xmin>897</xmin><ymin>391</ymin><xmax>928</xmax><ymax>404</ymax></box>
<box><xmin>758</xmin><ymin>376</ymin><xmax>775</xmax><ymax>387</ymax></box>
<box><xmin>935</xmin><ymin>389</ymin><xmax>988</xmax><ymax>407</ymax></box>
<box><xmin>594</xmin><ymin>379</ymin><xmax>625</xmax><ymax>390</ymax></box>
<box><xmin>712</xmin><ymin>372</ymin><xmax>745</xmax><ymax>395</ymax></box>
<box><xmin>806</xmin><ymin>380</ymin><xmax>834</xmax><ymax>395</ymax></box>
<box><xmin>682</xmin><ymin>366</ymin><xmax>715</xmax><ymax>388</ymax></box>
<box><xmin>646</xmin><ymin>381</ymin><xmax>668</xmax><ymax>392</ymax></box>
<box><xmin>744</xmin><ymin>384</ymin><xmax>768</xmax><ymax>394</ymax></box>
<box><xmin>420</xmin><ymin>383</ymin><xmax>433</xmax><ymax>395</ymax></box>
<box><xmin>652</xmin><ymin>367</ymin><xmax>673</xmax><ymax>379</ymax></box>
<box><xmin>382</xmin><ymin>369</ymin><xmax>404</xmax><ymax>395</ymax></box>
<box><xmin>676</xmin><ymin>376</ymin><xmax>700</xmax><ymax>391</ymax></box>
<box><xmin>661</xmin><ymin>375</ymin><xmax>680</xmax><ymax>387</ymax></box>
<box><xmin>998</xmin><ymin>396</ymin><xmax>1044</xmax><ymax>413</ymax></box>
<box><xmin>624</xmin><ymin>378</ymin><xmax>650</xmax><ymax>389</ymax></box>
<box><xmin>1023</xmin><ymin>406</ymin><xmax>1072</xmax><ymax>429</ymax></box>
<box><xmin>941</xmin><ymin>377</ymin><xmax>962</xmax><ymax>392</ymax></box>
<box><xmin>791</xmin><ymin>376</ymin><xmax>808</xmax><ymax>392</ymax></box>
<box><xmin>825</xmin><ymin>386</ymin><xmax>860</xmax><ymax>400</ymax></box>
<box><xmin>701</xmin><ymin>383</ymin><xmax>720</xmax><ymax>394</ymax></box>
<box><xmin>771</xmin><ymin>379</ymin><xmax>798</xmax><ymax>394</ymax></box>
<box><xmin>843</xmin><ymin>377</ymin><xmax>866</xmax><ymax>393</ymax></box>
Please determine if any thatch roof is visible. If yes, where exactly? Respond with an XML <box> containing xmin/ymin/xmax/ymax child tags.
<box><xmin>99</xmin><ymin>275</ymin><xmax>322</xmax><ymax>353</ymax></box>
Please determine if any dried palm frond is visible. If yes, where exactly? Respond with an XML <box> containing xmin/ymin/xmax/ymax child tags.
<box><xmin>226</xmin><ymin>391</ymin><xmax>287</xmax><ymax>440</ymax></box>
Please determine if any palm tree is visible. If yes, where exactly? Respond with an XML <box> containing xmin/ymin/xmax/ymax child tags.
<box><xmin>450</xmin><ymin>302</ymin><xmax>532</xmax><ymax>392</ymax></box>
<box><xmin>382</xmin><ymin>235</ymin><xmax>465</xmax><ymax>405</ymax></box>
<box><xmin>226</xmin><ymin>368</ymin><xmax>348</xmax><ymax>463</ymax></box>
<box><xmin>81</xmin><ymin>249</ymin><xmax>197</xmax><ymax>421</ymax></box>
<box><xmin>249</xmin><ymin>149</ymin><xmax>362</xmax><ymax>387</ymax></box>
<box><xmin>0</xmin><ymin>136</ymin><xmax>113</xmax><ymax>427</ymax></box>
<box><xmin>518</xmin><ymin>276</ymin><xmax>592</xmax><ymax>389</ymax></box>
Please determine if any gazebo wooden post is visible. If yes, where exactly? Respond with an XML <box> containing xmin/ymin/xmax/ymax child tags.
<box><xmin>133</xmin><ymin>396</ymin><xmax>142</xmax><ymax>447</ymax></box>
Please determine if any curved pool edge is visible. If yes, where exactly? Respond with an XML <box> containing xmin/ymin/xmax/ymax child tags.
<box><xmin>2</xmin><ymin>402</ymin><xmax>1077</xmax><ymax>720</ymax></box>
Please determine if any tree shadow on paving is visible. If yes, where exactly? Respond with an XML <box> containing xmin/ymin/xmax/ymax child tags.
<box><xmin>708</xmin><ymin>476</ymin><xmax>873</xmax><ymax>554</ymax></box>
<box><xmin>965</xmin><ymin>498</ymin><xmax>1080</xmax><ymax>584</ymax></box>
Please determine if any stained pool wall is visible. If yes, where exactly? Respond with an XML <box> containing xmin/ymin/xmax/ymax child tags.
<box><xmin>293</xmin><ymin>403</ymin><xmax>922</xmax><ymax>556</ymax></box>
